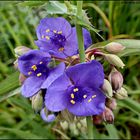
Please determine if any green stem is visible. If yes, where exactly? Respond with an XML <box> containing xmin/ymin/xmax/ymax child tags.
<box><xmin>76</xmin><ymin>1</ymin><xmax>93</xmax><ymax>139</ymax></box>
<box><xmin>76</xmin><ymin>1</ymin><xmax>85</xmax><ymax>63</ymax></box>
<box><xmin>87</xmin><ymin>116</ymin><xmax>94</xmax><ymax>139</ymax></box>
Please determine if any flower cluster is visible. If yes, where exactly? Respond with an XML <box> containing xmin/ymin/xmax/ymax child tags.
<box><xmin>15</xmin><ymin>17</ymin><xmax>127</xmax><ymax>125</ymax></box>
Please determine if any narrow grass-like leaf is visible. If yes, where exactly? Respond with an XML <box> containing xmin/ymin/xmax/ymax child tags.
<box><xmin>118</xmin><ymin>98</ymin><xmax>140</xmax><ymax>115</ymax></box>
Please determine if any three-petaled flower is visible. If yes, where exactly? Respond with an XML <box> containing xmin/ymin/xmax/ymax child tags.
<box><xmin>18</xmin><ymin>50</ymin><xmax>65</xmax><ymax>97</ymax></box>
<box><xmin>45</xmin><ymin>60</ymin><xmax>106</xmax><ymax>116</ymax></box>
<box><xmin>35</xmin><ymin>17</ymin><xmax>92</xmax><ymax>58</ymax></box>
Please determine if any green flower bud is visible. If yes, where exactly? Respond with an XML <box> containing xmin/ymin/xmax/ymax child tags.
<box><xmin>57</xmin><ymin>110</ymin><xmax>74</xmax><ymax>123</ymax></box>
<box><xmin>114</xmin><ymin>87</ymin><xmax>128</xmax><ymax>99</ymax></box>
<box><xmin>109</xmin><ymin>68</ymin><xmax>123</xmax><ymax>91</ymax></box>
<box><xmin>104</xmin><ymin>54</ymin><xmax>125</xmax><ymax>68</ymax></box>
<box><xmin>31</xmin><ymin>91</ymin><xmax>43</xmax><ymax>113</ymax></box>
<box><xmin>69</xmin><ymin>123</ymin><xmax>79</xmax><ymax>136</ymax></box>
<box><xmin>60</xmin><ymin>121</ymin><xmax>69</xmax><ymax>130</ymax></box>
<box><xmin>102</xmin><ymin>79</ymin><xmax>113</xmax><ymax>97</ymax></box>
<box><xmin>105</xmin><ymin>42</ymin><xmax>125</xmax><ymax>53</ymax></box>
<box><xmin>14</xmin><ymin>46</ymin><xmax>31</xmax><ymax>57</ymax></box>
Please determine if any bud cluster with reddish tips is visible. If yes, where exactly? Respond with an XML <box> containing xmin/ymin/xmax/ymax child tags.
<box><xmin>90</xmin><ymin>42</ymin><xmax>127</xmax><ymax>125</ymax></box>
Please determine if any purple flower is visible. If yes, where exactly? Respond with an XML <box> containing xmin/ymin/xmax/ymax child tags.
<box><xmin>18</xmin><ymin>50</ymin><xmax>65</xmax><ymax>97</ymax></box>
<box><xmin>35</xmin><ymin>17</ymin><xmax>92</xmax><ymax>58</ymax></box>
<box><xmin>45</xmin><ymin>60</ymin><xmax>106</xmax><ymax>116</ymax></box>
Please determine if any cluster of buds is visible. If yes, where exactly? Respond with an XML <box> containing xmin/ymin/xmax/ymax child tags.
<box><xmin>14</xmin><ymin>42</ymin><xmax>127</xmax><ymax>128</ymax></box>
<box><xmin>92</xmin><ymin>42</ymin><xmax>127</xmax><ymax>125</ymax></box>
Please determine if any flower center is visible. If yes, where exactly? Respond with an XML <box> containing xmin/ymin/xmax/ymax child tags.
<box><xmin>41</xmin><ymin>29</ymin><xmax>66</xmax><ymax>51</ymax></box>
<box><xmin>28</xmin><ymin>61</ymin><xmax>49</xmax><ymax>78</ymax></box>
<box><xmin>50</xmin><ymin>33</ymin><xmax>66</xmax><ymax>48</ymax></box>
<box><xmin>67</xmin><ymin>86</ymin><xmax>96</xmax><ymax>105</ymax></box>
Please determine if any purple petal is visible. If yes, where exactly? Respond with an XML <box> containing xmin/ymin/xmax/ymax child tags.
<box><xmin>82</xmin><ymin>28</ymin><xmax>92</xmax><ymax>49</ymax></box>
<box><xmin>67</xmin><ymin>88</ymin><xmax>105</xmax><ymax>116</ymax></box>
<box><xmin>41</xmin><ymin>62</ymin><xmax>65</xmax><ymax>89</ymax></box>
<box><xmin>21</xmin><ymin>76</ymin><xmax>44</xmax><ymax>97</ymax></box>
<box><xmin>45</xmin><ymin>73</ymin><xmax>72</xmax><ymax>112</ymax></box>
<box><xmin>18</xmin><ymin>50</ymin><xmax>50</xmax><ymax>76</ymax></box>
<box><xmin>35</xmin><ymin>40</ymin><xmax>55</xmax><ymax>52</ymax></box>
<box><xmin>66</xmin><ymin>60</ymin><xmax>104</xmax><ymax>88</ymax></box>
<box><xmin>40</xmin><ymin>108</ymin><xmax>56</xmax><ymax>122</ymax></box>
<box><xmin>36</xmin><ymin>17</ymin><xmax>72</xmax><ymax>39</ymax></box>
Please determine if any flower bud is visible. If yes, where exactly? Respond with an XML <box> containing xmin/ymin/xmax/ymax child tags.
<box><xmin>14</xmin><ymin>46</ymin><xmax>31</xmax><ymax>57</ymax></box>
<box><xmin>58</xmin><ymin>109</ymin><xmax>74</xmax><ymax>122</ymax></box>
<box><xmin>19</xmin><ymin>73</ymin><xmax>27</xmax><ymax>85</ymax></box>
<box><xmin>106</xmin><ymin>98</ymin><xmax>117</xmax><ymax>110</ymax></box>
<box><xmin>102</xmin><ymin>79</ymin><xmax>113</xmax><ymax>97</ymax></box>
<box><xmin>104</xmin><ymin>54</ymin><xmax>125</xmax><ymax>68</ymax></box>
<box><xmin>31</xmin><ymin>91</ymin><xmax>43</xmax><ymax>113</ymax></box>
<box><xmin>114</xmin><ymin>87</ymin><xmax>128</xmax><ymax>99</ymax></box>
<box><xmin>60</xmin><ymin>121</ymin><xmax>69</xmax><ymax>130</ymax></box>
<box><xmin>93</xmin><ymin>115</ymin><xmax>103</xmax><ymax>125</ymax></box>
<box><xmin>40</xmin><ymin>108</ymin><xmax>56</xmax><ymax>123</ymax></box>
<box><xmin>105</xmin><ymin>42</ymin><xmax>125</xmax><ymax>53</ymax></box>
<box><xmin>69</xmin><ymin>123</ymin><xmax>79</xmax><ymax>136</ymax></box>
<box><xmin>14</xmin><ymin>60</ymin><xmax>18</xmax><ymax>69</ymax></box>
<box><xmin>102</xmin><ymin>107</ymin><xmax>114</xmax><ymax>124</ymax></box>
<box><xmin>109</xmin><ymin>68</ymin><xmax>123</xmax><ymax>91</ymax></box>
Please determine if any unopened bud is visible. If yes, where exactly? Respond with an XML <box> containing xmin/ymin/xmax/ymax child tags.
<box><xmin>19</xmin><ymin>73</ymin><xmax>27</xmax><ymax>85</ymax></box>
<box><xmin>102</xmin><ymin>107</ymin><xmax>114</xmax><ymax>124</ymax></box>
<box><xmin>114</xmin><ymin>87</ymin><xmax>128</xmax><ymax>99</ymax></box>
<box><xmin>109</xmin><ymin>68</ymin><xmax>123</xmax><ymax>91</ymax></box>
<box><xmin>40</xmin><ymin>107</ymin><xmax>56</xmax><ymax>123</ymax></box>
<box><xmin>102</xmin><ymin>79</ymin><xmax>113</xmax><ymax>97</ymax></box>
<box><xmin>104</xmin><ymin>54</ymin><xmax>125</xmax><ymax>68</ymax></box>
<box><xmin>31</xmin><ymin>91</ymin><xmax>43</xmax><ymax>113</ymax></box>
<box><xmin>105</xmin><ymin>42</ymin><xmax>125</xmax><ymax>53</ymax></box>
<box><xmin>58</xmin><ymin>110</ymin><xmax>74</xmax><ymax>122</ymax></box>
<box><xmin>60</xmin><ymin>121</ymin><xmax>69</xmax><ymax>130</ymax></box>
<box><xmin>106</xmin><ymin>98</ymin><xmax>117</xmax><ymax>110</ymax></box>
<box><xmin>14</xmin><ymin>46</ymin><xmax>31</xmax><ymax>57</ymax></box>
<box><xmin>93</xmin><ymin>115</ymin><xmax>103</xmax><ymax>125</ymax></box>
<box><xmin>14</xmin><ymin>60</ymin><xmax>18</xmax><ymax>69</ymax></box>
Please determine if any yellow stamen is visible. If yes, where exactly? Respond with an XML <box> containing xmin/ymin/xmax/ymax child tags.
<box><xmin>71</xmin><ymin>93</ymin><xmax>74</xmax><ymax>99</ymax></box>
<box><xmin>58</xmin><ymin>47</ymin><xmax>64</xmax><ymax>52</ymax></box>
<box><xmin>37</xmin><ymin>73</ymin><xmax>42</xmax><ymax>77</ymax></box>
<box><xmin>53</xmin><ymin>30</ymin><xmax>57</xmax><ymax>33</ymax></box>
<box><xmin>92</xmin><ymin>95</ymin><xmax>96</xmax><ymax>98</ymax></box>
<box><xmin>31</xmin><ymin>65</ymin><xmax>37</xmax><ymax>71</ymax></box>
<box><xmin>45</xmin><ymin>36</ymin><xmax>50</xmax><ymax>40</ymax></box>
<box><xmin>41</xmin><ymin>35</ymin><xmax>44</xmax><ymax>39</ymax></box>
<box><xmin>73</xmin><ymin>88</ymin><xmax>79</xmax><ymax>92</ymax></box>
<box><xmin>28</xmin><ymin>71</ymin><xmax>32</xmax><ymax>75</ymax></box>
<box><xmin>58</xmin><ymin>31</ymin><xmax>62</xmax><ymax>34</ymax></box>
<box><xmin>46</xmin><ymin>29</ymin><xmax>50</xmax><ymax>32</ymax></box>
<box><xmin>88</xmin><ymin>98</ymin><xmax>92</xmax><ymax>103</ymax></box>
<box><xmin>83</xmin><ymin>95</ymin><xmax>87</xmax><ymax>99</ymax></box>
<box><xmin>70</xmin><ymin>100</ymin><xmax>75</xmax><ymax>104</ymax></box>
<box><xmin>39</xmin><ymin>61</ymin><xmax>43</xmax><ymax>64</ymax></box>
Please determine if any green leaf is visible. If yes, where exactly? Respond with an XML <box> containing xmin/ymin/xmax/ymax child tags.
<box><xmin>0</xmin><ymin>127</ymin><xmax>43</xmax><ymax>139</ymax></box>
<box><xmin>0</xmin><ymin>71</ymin><xmax>19</xmax><ymax>95</ymax></box>
<box><xmin>105</xmin><ymin>124</ymin><xmax>119</xmax><ymax>139</ymax></box>
<box><xmin>118</xmin><ymin>98</ymin><xmax>140</xmax><ymax>115</ymax></box>
<box><xmin>18</xmin><ymin>1</ymin><xmax>46</xmax><ymax>7</ymax></box>
<box><xmin>0</xmin><ymin>87</ymin><xmax>20</xmax><ymax>103</ymax></box>
<box><xmin>46</xmin><ymin>1</ymin><xmax>67</xmax><ymax>14</ymax></box>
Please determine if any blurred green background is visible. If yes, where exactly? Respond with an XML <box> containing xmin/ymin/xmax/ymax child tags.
<box><xmin>0</xmin><ymin>1</ymin><xmax>140</xmax><ymax>139</ymax></box>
